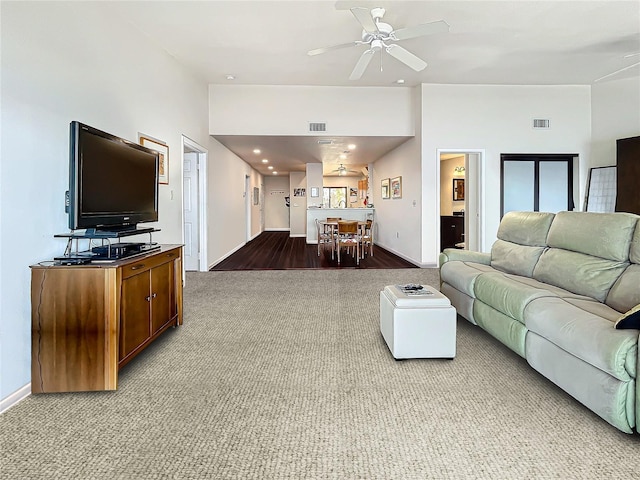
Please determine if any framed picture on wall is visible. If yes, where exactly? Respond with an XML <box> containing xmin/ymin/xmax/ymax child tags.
<box><xmin>391</xmin><ymin>176</ymin><xmax>402</xmax><ymax>199</ymax></box>
<box><xmin>139</xmin><ymin>135</ymin><xmax>169</xmax><ymax>185</ymax></box>
<box><xmin>453</xmin><ymin>178</ymin><xmax>465</xmax><ymax>201</ymax></box>
<box><xmin>381</xmin><ymin>178</ymin><xmax>390</xmax><ymax>199</ymax></box>
<box><xmin>311</xmin><ymin>187</ymin><xmax>319</xmax><ymax>197</ymax></box>
<box><xmin>253</xmin><ymin>187</ymin><xmax>259</xmax><ymax>205</ymax></box>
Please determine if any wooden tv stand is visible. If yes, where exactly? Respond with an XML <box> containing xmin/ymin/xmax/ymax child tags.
<box><xmin>31</xmin><ymin>245</ymin><xmax>183</xmax><ymax>393</ymax></box>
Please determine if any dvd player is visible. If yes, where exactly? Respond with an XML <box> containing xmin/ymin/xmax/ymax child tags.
<box><xmin>91</xmin><ymin>242</ymin><xmax>146</xmax><ymax>258</ymax></box>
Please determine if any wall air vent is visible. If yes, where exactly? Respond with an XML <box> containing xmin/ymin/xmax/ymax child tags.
<box><xmin>309</xmin><ymin>122</ymin><xmax>327</xmax><ymax>132</ymax></box>
<box><xmin>533</xmin><ymin>118</ymin><xmax>550</xmax><ymax>129</ymax></box>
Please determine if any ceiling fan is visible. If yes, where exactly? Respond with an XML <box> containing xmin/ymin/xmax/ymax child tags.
<box><xmin>594</xmin><ymin>53</ymin><xmax>640</xmax><ymax>83</ymax></box>
<box><xmin>308</xmin><ymin>6</ymin><xmax>449</xmax><ymax>80</ymax></box>
<box><xmin>332</xmin><ymin>164</ymin><xmax>359</xmax><ymax>176</ymax></box>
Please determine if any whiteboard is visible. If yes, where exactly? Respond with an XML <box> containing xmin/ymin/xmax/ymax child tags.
<box><xmin>584</xmin><ymin>166</ymin><xmax>616</xmax><ymax>212</ymax></box>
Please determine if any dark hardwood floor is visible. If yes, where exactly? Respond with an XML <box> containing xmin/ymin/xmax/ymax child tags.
<box><xmin>211</xmin><ymin>231</ymin><xmax>417</xmax><ymax>270</ymax></box>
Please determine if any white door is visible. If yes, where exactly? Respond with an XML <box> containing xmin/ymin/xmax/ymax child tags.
<box><xmin>183</xmin><ymin>152</ymin><xmax>199</xmax><ymax>271</ymax></box>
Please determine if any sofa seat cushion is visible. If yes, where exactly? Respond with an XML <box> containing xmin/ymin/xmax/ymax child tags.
<box><xmin>473</xmin><ymin>272</ymin><xmax>559</xmax><ymax>324</ymax></box>
<box><xmin>440</xmin><ymin>261</ymin><xmax>494</xmax><ymax>298</ymax></box>
<box><xmin>525</xmin><ymin>297</ymin><xmax>638</xmax><ymax>381</ymax></box>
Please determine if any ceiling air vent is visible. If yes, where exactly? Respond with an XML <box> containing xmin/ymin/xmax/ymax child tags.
<box><xmin>317</xmin><ymin>139</ymin><xmax>333</xmax><ymax>145</ymax></box>
<box><xmin>309</xmin><ymin>122</ymin><xmax>327</xmax><ymax>132</ymax></box>
<box><xmin>533</xmin><ymin>118</ymin><xmax>550</xmax><ymax>129</ymax></box>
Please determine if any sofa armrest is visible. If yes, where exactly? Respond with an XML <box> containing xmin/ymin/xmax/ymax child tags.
<box><xmin>439</xmin><ymin>249</ymin><xmax>491</xmax><ymax>267</ymax></box>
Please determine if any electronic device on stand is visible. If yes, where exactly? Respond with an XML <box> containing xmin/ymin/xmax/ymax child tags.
<box><xmin>54</xmin><ymin>121</ymin><xmax>162</xmax><ymax>264</ymax></box>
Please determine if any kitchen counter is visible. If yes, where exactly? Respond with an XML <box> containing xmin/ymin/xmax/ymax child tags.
<box><xmin>307</xmin><ymin>208</ymin><xmax>374</xmax><ymax>244</ymax></box>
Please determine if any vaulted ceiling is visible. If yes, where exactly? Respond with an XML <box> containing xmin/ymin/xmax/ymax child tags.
<box><xmin>111</xmin><ymin>1</ymin><xmax>640</xmax><ymax>175</ymax></box>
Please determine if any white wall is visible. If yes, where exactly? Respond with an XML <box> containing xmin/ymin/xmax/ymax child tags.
<box><xmin>0</xmin><ymin>2</ymin><xmax>253</xmax><ymax>404</ymax></box>
<box><xmin>373</xmin><ymin>86</ymin><xmax>424</xmax><ymax>265</ymax></box>
<box><xmin>264</xmin><ymin>176</ymin><xmax>290</xmax><ymax>230</ymax></box>
<box><xmin>591</xmin><ymin>76</ymin><xmax>640</xmax><ymax>167</ymax></box>
<box><xmin>306</xmin><ymin>164</ymin><xmax>323</xmax><ymax>208</ymax></box>
<box><xmin>373</xmin><ymin>137</ymin><xmax>423</xmax><ymax>263</ymax></box>
<box><xmin>209</xmin><ymin>85</ymin><xmax>414</xmax><ymax>136</ymax></box>
<box><xmin>289</xmin><ymin>172</ymin><xmax>307</xmax><ymax>236</ymax></box>
<box><xmin>420</xmin><ymin>84</ymin><xmax>592</xmax><ymax>262</ymax></box>
<box><xmin>206</xmin><ymin>138</ymin><xmax>263</xmax><ymax>266</ymax></box>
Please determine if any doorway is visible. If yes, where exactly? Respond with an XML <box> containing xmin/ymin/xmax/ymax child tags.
<box><xmin>438</xmin><ymin>149</ymin><xmax>484</xmax><ymax>252</ymax></box>
<box><xmin>182</xmin><ymin>136</ymin><xmax>208</xmax><ymax>271</ymax></box>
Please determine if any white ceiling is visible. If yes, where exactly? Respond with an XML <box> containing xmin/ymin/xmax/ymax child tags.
<box><xmin>111</xmin><ymin>1</ymin><xmax>640</xmax><ymax>176</ymax></box>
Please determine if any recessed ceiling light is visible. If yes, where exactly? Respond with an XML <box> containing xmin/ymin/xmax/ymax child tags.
<box><xmin>348</xmin><ymin>144</ymin><xmax>356</xmax><ymax>150</ymax></box>
<box><xmin>339</xmin><ymin>154</ymin><xmax>347</xmax><ymax>160</ymax></box>
<box><xmin>225</xmin><ymin>74</ymin><xmax>236</xmax><ymax>80</ymax></box>
<box><xmin>268</xmin><ymin>165</ymin><xmax>273</xmax><ymax>170</ymax></box>
<box><xmin>253</xmin><ymin>149</ymin><xmax>261</xmax><ymax>154</ymax></box>
<box><xmin>261</xmin><ymin>158</ymin><xmax>269</xmax><ymax>163</ymax></box>
<box><xmin>395</xmin><ymin>79</ymin><xmax>405</xmax><ymax>84</ymax></box>
<box><xmin>272</xmin><ymin>171</ymin><xmax>278</xmax><ymax>175</ymax></box>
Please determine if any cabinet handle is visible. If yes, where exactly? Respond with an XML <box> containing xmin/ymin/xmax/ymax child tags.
<box><xmin>166</xmin><ymin>253</ymin><xmax>175</xmax><ymax>258</ymax></box>
<box><xmin>152</xmin><ymin>293</ymin><xmax>157</xmax><ymax>299</ymax></box>
<box><xmin>145</xmin><ymin>295</ymin><xmax>151</xmax><ymax>302</ymax></box>
<box><xmin>131</xmin><ymin>264</ymin><xmax>145</xmax><ymax>270</ymax></box>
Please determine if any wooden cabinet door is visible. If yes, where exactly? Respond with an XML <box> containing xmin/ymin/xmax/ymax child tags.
<box><xmin>150</xmin><ymin>261</ymin><xmax>175</xmax><ymax>335</ymax></box>
<box><xmin>120</xmin><ymin>271</ymin><xmax>151</xmax><ymax>361</ymax></box>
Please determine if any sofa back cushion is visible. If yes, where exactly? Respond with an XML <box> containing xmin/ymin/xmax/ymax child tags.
<box><xmin>546</xmin><ymin>211</ymin><xmax>637</xmax><ymax>262</ymax></box>
<box><xmin>496</xmin><ymin>211</ymin><xmax>555</xmax><ymax>246</ymax></box>
<box><xmin>606</xmin><ymin>264</ymin><xmax>640</xmax><ymax>313</ymax></box>
<box><xmin>490</xmin><ymin>211</ymin><xmax>554</xmax><ymax>276</ymax></box>
<box><xmin>533</xmin><ymin>249</ymin><xmax>629</xmax><ymax>302</ymax></box>
<box><xmin>630</xmin><ymin>220</ymin><xmax>640</xmax><ymax>264</ymax></box>
<box><xmin>491</xmin><ymin>240</ymin><xmax>546</xmax><ymax>277</ymax></box>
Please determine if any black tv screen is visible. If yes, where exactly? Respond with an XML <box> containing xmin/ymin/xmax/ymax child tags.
<box><xmin>69</xmin><ymin>121</ymin><xmax>159</xmax><ymax>231</ymax></box>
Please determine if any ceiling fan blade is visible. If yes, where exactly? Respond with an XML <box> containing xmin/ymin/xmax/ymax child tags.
<box><xmin>308</xmin><ymin>41</ymin><xmax>361</xmax><ymax>56</ymax></box>
<box><xmin>350</xmin><ymin>7</ymin><xmax>378</xmax><ymax>33</ymax></box>
<box><xmin>594</xmin><ymin>61</ymin><xmax>640</xmax><ymax>83</ymax></box>
<box><xmin>386</xmin><ymin>44</ymin><xmax>427</xmax><ymax>71</ymax></box>
<box><xmin>392</xmin><ymin>20</ymin><xmax>450</xmax><ymax>41</ymax></box>
<box><xmin>349</xmin><ymin>49</ymin><xmax>375</xmax><ymax>80</ymax></box>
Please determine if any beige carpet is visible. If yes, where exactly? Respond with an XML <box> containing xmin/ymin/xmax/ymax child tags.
<box><xmin>1</xmin><ymin>269</ymin><xmax>638</xmax><ymax>479</ymax></box>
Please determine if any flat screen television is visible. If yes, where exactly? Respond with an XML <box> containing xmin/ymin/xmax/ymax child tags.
<box><xmin>68</xmin><ymin>121</ymin><xmax>159</xmax><ymax>232</ymax></box>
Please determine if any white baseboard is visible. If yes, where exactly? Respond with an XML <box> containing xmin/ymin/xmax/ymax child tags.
<box><xmin>265</xmin><ymin>228</ymin><xmax>290</xmax><ymax>231</ymax></box>
<box><xmin>374</xmin><ymin>242</ymin><xmax>437</xmax><ymax>268</ymax></box>
<box><xmin>1</xmin><ymin>383</ymin><xmax>31</xmax><ymax>413</ymax></box>
<box><xmin>290</xmin><ymin>234</ymin><xmax>306</xmax><ymax>238</ymax></box>
<box><xmin>209</xmin><ymin>241</ymin><xmax>247</xmax><ymax>269</ymax></box>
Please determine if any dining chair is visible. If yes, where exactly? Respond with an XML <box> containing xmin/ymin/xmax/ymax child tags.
<box><xmin>336</xmin><ymin>220</ymin><xmax>359</xmax><ymax>265</ymax></box>
<box><xmin>315</xmin><ymin>218</ymin><xmax>334</xmax><ymax>258</ymax></box>
<box><xmin>361</xmin><ymin>219</ymin><xmax>374</xmax><ymax>258</ymax></box>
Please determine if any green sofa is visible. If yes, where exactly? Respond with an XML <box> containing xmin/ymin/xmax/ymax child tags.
<box><xmin>439</xmin><ymin>211</ymin><xmax>640</xmax><ymax>433</ymax></box>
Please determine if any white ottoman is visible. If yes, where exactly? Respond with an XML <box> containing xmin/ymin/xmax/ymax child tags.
<box><xmin>380</xmin><ymin>285</ymin><xmax>457</xmax><ymax>359</ymax></box>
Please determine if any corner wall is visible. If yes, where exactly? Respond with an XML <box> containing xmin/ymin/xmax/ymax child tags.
<box><xmin>420</xmin><ymin>84</ymin><xmax>592</xmax><ymax>261</ymax></box>
<box><xmin>591</xmin><ymin>76</ymin><xmax>640</xmax><ymax>167</ymax></box>
<box><xmin>0</xmin><ymin>2</ymin><xmax>249</xmax><ymax>404</ymax></box>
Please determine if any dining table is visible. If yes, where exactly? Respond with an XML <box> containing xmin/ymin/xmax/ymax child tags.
<box><xmin>320</xmin><ymin>220</ymin><xmax>369</xmax><ymax>260</ymax></box>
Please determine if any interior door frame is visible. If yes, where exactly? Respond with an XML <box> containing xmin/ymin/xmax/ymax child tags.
<box><xmin>181</xmin><ymin>135</ymin><xmax>208</xmax><ymax>272</ymax></box>
<box><xmin>437</xmin><ymin>148</ymin><xmax>485</xmax><ymax>253</ymax></box>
